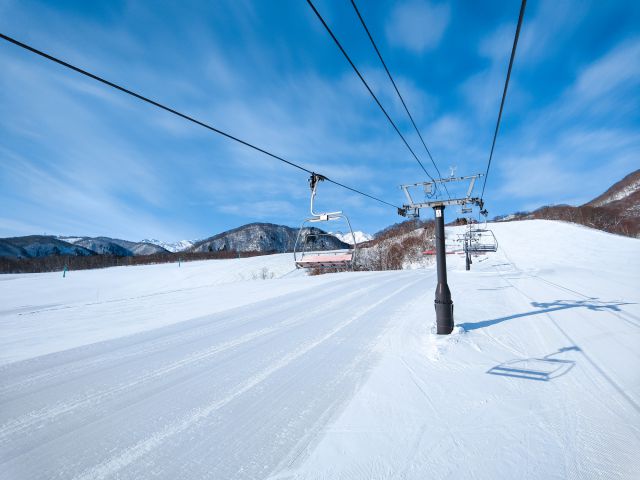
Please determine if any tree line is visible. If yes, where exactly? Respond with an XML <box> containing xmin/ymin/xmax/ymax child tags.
<box><xmin>0</xmin><ymin>250</ymin><xmax>273</xmax><ymax>274</ymax></box>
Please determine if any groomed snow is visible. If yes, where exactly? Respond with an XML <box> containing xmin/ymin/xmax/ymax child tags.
<box><xmin>0</xmin><ymin>254</ymin><xmax>304</xmax><ymax>365</ymax></box>
<box><xmin>0</xmin><ymin>220</ymin><xmax>638</xmax><ymax>479</ymax></box>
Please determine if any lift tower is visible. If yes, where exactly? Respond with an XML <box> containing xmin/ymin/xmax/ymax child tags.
<box><xmin>399</xmin><ymin>174</ymin><xmax>484</xmax><ymax>334</ymax></box>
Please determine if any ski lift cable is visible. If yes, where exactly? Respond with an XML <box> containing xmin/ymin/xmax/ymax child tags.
<box><xmin>349</xmin><ymin>0</ymin><xmax>451</xmax><ymax>200</ymax></box>
<box><xmin>306</xmin><ymin>0</ymin><xmax>438</xmax><ymax>188</ymax></box>
<box><xmin>0</xmin><ymin>32</ymin><xmax>402</xmax><ymax>210</ymax></box>
<box><xmin>480</xmin><ymin>0</ymin><xmax>527</xmax><ymax>201</ymax></box>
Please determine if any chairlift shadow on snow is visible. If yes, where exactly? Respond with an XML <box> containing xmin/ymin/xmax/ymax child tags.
<box><xmin>458</xmin><ymin>298</ymin><xmax>633</xmax><ymax>332</ymax></box>
<box><xmin>487</xmin><ymin>346</ymin><xmax>581</xmax><ymax>382</ymax></box>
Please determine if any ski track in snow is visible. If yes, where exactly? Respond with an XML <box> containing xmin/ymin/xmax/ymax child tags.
<box><xmin>0</xmin><ymin>274</ymin><xmax>401</xmax><ymax>444</ymax></box>
<box><xmin>71</xmin><ymin>279</ymin><xmax>421</xmax><ymax>480</ymax></box>
<box><xmin>0</xmin><ymin>220</ymin><xmax>638</xmax><ymax>479</ymax></box>
<box><xmin>0</xmin><ymin>273</ymin><xmax>390</xmax><ymax>397</ymax></box>
<box><xmin>271</xmin><ymin>221</ymin><xmax>640</xmax><ymax>480</ymax></box>
<box><xmin>0</xmin><ymin>268</ymin><xmax>425</xmax><ymax>479</ymax></box>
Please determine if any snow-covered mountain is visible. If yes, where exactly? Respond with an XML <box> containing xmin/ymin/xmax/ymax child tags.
<box><xmin>330</xmin><ymin>231</ymin><xmax>372</xmax><ymax>245</ymax></box>
<box><xmin>585</xmin><ymin>170</ymin><xmax>640</xmax><ymax>207</ymax></box>
<box><xmin>0</xmin><ymin>224</ymin><xmax>349</xmax><ymax>261</ymax></box>
<box><xmin>145</xmin><ymin>226</ymin><xmax>356</xmax><ymax>254</ymax></box>
<box><xmin>0</xmin><ymin>236</ymin><xmax>95</xmax><ymax>259</ymax></box>
<box><xmin>69</xmin><ymin>237</ymin><xmax>132</xmax><ymax>256</ymax></box>
<box><xmin>492</xmin><ymin>169</ymin><xmax>640</xmax><ymax>237</ymax></box>
<box><xmin>191</xmin><ymin>222</ymin><xmax>349</xmax><ymax>254</ymax></box>
<box><xmin>584</xmin><ymin>169</ymin><xmax>640</xmax><ymax>215</ymax></box>
<box><xmin>0</xmin><ymin>236</ymin><xmax>170</xmax><ymax>259</ymax></box>
<box><xmin>62</xmin><ymin>237</ymin><xmax>169</xmax><ymax>256</ymax></box>
<box><xmin>141</xmin><ymin>239</ymin><xmax>195</xmax><ymax>253</ymax></box>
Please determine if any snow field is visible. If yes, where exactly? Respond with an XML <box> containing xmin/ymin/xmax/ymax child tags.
<box><xmin>0</xmin><ymin>254</ymin><xmax>309</xmax><ymax>365</ymax></box>
<box><xmin>0</xmin><ymin>220</ymin><xmax>638</xmax><ymax>479</ymax></box>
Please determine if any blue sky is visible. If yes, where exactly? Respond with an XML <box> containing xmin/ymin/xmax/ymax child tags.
<box><xmin>1</xmin><ymin>0</ymin><xmax>638</xmax><ymax>242</ymax></box>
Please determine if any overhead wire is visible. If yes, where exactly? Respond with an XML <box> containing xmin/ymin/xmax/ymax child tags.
<box><xmin>306</xmin><ymin>0</ymin><xmax>439</xmax><ymax>187</ymax></box>
<box><xmin>0</xmin><ymin>32</ymin><xmax>402</xmax><ymax>210</ymax></box>
<box><xmin>480</xmin><ymin>0</ymin><xmax>527</xmax><ymax>201</ymax></box>
<box><xmin>349</xmin><ymin>0</ymin><xmax>450</xmax><ymax>199</ymax></box>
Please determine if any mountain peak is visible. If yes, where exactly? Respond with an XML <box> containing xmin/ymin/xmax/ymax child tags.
<box><xmin>141</xmin><ymin>239</ymin><xmax>195</xmax><ymax>253</ymax></box>
<box><xmin>191</xmin><ymin>223</ymin><xmax>349</xmax><ymax>254</ymax></box>
<box><xmin>585</xmin><ymin>169</ymin><xmax>640</xmax><ymax>211</ymax></box>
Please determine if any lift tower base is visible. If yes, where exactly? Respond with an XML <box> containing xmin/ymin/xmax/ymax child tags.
<box><xmin>433</xmin><ymin>205</ymin><xmax>453</xmax><ymax>334</ymax></box>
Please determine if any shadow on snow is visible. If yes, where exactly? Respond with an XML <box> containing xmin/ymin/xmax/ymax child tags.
<box><xmin>458</xmin><ymin>298</ymin><xmax>633</xmax><ymax>332</ymax></box>
<box><xmin>486</xmin><ymin>346</ymin><xmax>580</xmax><ymax>382</ymax></box>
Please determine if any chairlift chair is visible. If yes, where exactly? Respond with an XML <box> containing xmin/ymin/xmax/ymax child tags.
<box><xmin>464</xmin><ymin>227</ymin><xmax>498</xmax><ymax>254</ymax></box>
<box><xmin>294</xmin><ymin>174</ymin><xmax>357</xmax><ymax>270</ymax></box>
<box><xmin>459</xmin><ymin>201</ymin><xmax>474</xmax><ymax>215</ymax></box>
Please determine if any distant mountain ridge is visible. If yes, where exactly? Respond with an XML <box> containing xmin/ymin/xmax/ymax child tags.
<box><xmin>495</xmin><ymin>169</ymin><xmax>640</xmax><ymax>238</ymax></box>
<box><xmin>191</xmin><ymin>222</ymin><xmax>349</xmax><ymax>254</ymax></box>
<box><xmin>61</xmin><ymin>236</ymin><xmax>169</xmax><ymax>256</ymax></box>
<box><xmin>3</xmin><ymin>169</ymin><xmax>636</xmax><ymax>262</ymax></box>
<box><xmin>0</xmin><ymin>236</ymin><xmax>169</xmax><ymax>259</ymax></box>
<box><xmin>0</xmin><ymin>223</ymin><xmax>353</xmax><ymax>259</ymax></box>
<box><xmin>583</xmin><ymin>169</ymin><xmax>640</xmax><ymax>216</ymax></box>
<box><xmin>0</xmin><ymin>236</ymin><xmax>95</xmax><ymax>259</ymax></box>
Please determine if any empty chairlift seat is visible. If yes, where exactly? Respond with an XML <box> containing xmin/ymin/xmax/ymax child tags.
<box><xmin>294</xmin><ymin>174</ymin><xmax>358</xmax><ymax>271</ymax></box>
<box><xmin>464</xmin><ymin>228</ymin><xmax>498</xmax><ymax>253</ymax></box>
<box><xmin>295</xmin><ymin>251</ymin><xmax>353</xmax><ymax>269</ymax></box>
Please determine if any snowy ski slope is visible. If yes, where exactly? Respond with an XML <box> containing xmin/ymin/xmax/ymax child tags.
<box><xmin>0</xmin><ymin>220</ymin><xmax>638</xmax><ymax>479</ymax></box>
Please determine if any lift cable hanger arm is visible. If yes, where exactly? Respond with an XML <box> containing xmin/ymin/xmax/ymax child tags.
<box><xmin>399</xmin><ymin>174</ymin><xmax>485</xmax><ymax>214</ymax></box>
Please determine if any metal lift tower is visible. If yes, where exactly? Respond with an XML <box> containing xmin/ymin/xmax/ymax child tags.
<box><xmin>399</xmin><ymin>174</ymin><xmax>484</xmax><ymax>334</ymax></box>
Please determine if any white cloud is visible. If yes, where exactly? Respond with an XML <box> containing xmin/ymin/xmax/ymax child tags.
<box><xmin>0</xmin><ymin>152</ymin><xmax>182</xmax><ymax>240</ymax></box>
<box><xmin>4</xmin><ymin>0</ymin><xmax>635</xmax><ymax>238</ymax></box>
<box><xmin>479</xmin><ymin>24</ymin><xmax>514</xmax><ymax>62</ymax></box>
<box><xmin>219</xmin><ymin>200</ymin><xmax>296</xmax><ymax>219</ymax></box>
<box><xmin>494</xmin><ymin>121</ymin><xmax>640</xmax><ymax>209</ymax></box>
<box><xmin>518</xmin><ymin>0</ymin><xmax>589</xmax><ymax>65</ymax></box>
<box><xmin>459</xmin><ymin>66</ymin><xmax>506</xmax><ymax>120</ymax></box>
<box><xmin>479</xmin><ymin>35</ymin><xmax>640</xmax><ymax>210</ymax></box>
<box><xmin>497</xmin><ymin>153</ymin><xmax>575</xmax><ymax>200</ymax></box>
<box><xmin>514</xmin><ymin>37</ymin><xmax>640</xmax><ymax>130</ymax></box>
<box><xmin>385</xmin><ymin>1</ymin><xmax>450</xmax><ymax>54</ymax></box>
<box><xmin>465</xmin><ymin>0</ymin><xmax>588</xmax><ymax>121</ymax></box>
<box><xmin>454</xmin><ymin>13</ymin><xmax>640</xmax><ymax>214</ymax></box>
<box><xmin>573</xmin><ymin>37</ymin><xmax>640</xmax><ymax>101</ymax></box>
<box><xmin>0</xmin><ymin>217</ymin><xmax>46</xmax><ymax>238</ymax></box>
<box><xmin>0</xmin><ymin>1</ymin><xmax>424</xmax><ymax>238</ymax></box>
<box><xmin>425</xmin><ymin>114</ymin><xmax>470</xmax><ymax>160</ymax></box>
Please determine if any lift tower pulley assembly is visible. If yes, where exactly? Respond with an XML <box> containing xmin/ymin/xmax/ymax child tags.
<box><xmin>398</xmin><ymin>174</ymin><xmax>485</xmax><ymax>335</ymax></box>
